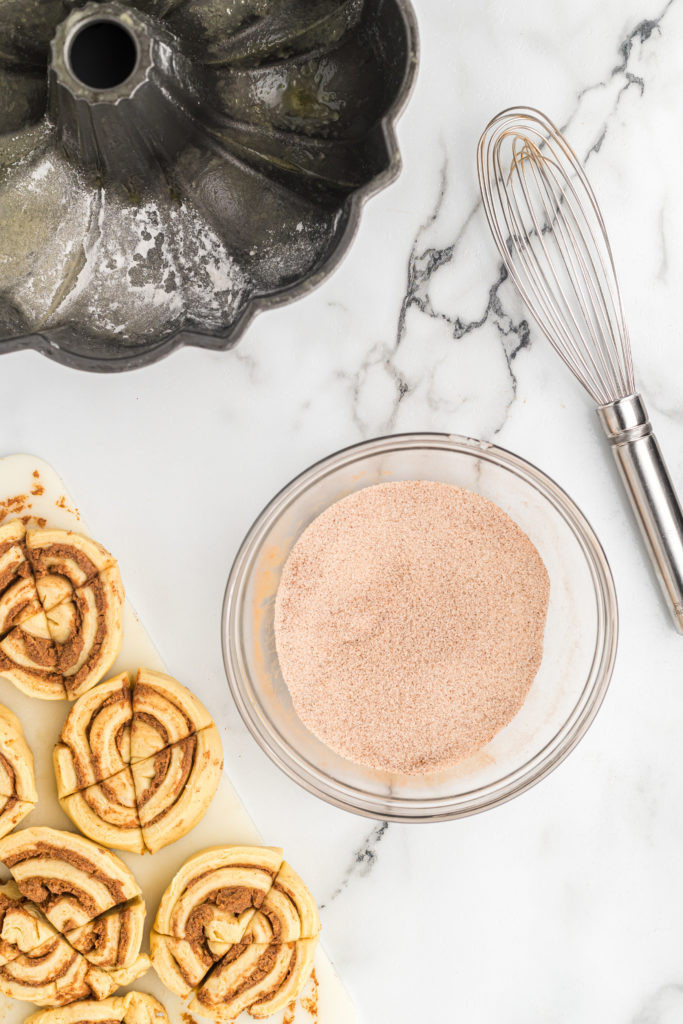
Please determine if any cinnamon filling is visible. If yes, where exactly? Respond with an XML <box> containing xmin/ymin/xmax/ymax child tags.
<box><xmin>0</xmin><ymin>752</ymin><xmax>17</xmax><ymax>796</ymax></box>
<box><xmin>198</xmin><ymin>944</ymin><xmax>295</xmax><ymax>1006</ymax></box>
<box><xmin>4</xmin><ymin>843</ymin><xmax>128</xmax><ymax>904</ymax></box>
<box><xmin>134</xmin><ymin>683</ymin><xmax>193</xmax><ymax>731</ymax></box>
<box><xmin>142</xmin><ymin>739</ymin><xmax>195</xmax><ymax>825</ymax></box>
<box><xmin>131</xmin><ymin>709</ymin><xmax>168</xmax><ymax>749</ymax></box>
<box><xmin>251</xmin><ymin>945</ymin><xmax>297</xmax><ymax>1007</ymax></box>
<box><xmin>30</xmin><ymin>544</ymin><xmax>99</xmax><ymax>582</ymax></box>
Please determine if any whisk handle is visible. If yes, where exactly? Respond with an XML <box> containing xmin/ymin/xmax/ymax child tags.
<box><xmin>598</xmin><ymin>394</ymin><xmax>683</xmax><ymax>633</ymax></box>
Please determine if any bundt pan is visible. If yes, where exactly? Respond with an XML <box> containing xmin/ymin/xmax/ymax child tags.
<box><xmin>0</xmin><ymin>0</ymin><xmax>417</xmax><ymax>371</ymax></box>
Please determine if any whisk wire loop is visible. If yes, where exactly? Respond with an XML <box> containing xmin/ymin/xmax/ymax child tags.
<box><xmin>477</xmin><ymin>107</ymin><xmax>635</xmax><ymax>406</ymax></box>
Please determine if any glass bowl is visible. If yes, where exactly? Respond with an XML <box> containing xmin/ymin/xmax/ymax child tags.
<box><xmin>222</xmin><ymin>433</ymin><xmax>618</xmax><ymax>821</ymax></box>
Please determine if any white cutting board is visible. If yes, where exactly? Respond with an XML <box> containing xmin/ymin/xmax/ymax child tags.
<box><xmin>0</xmin><ymin>454</ymin><xmax>357</xmax><ymax>1024</ymax></box>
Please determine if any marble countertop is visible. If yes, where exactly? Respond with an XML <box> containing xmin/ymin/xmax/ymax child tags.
<box><xmin>2</xmin><ymin>0</ymin><xmax>683</xmax><ymax>1019</ymax></box>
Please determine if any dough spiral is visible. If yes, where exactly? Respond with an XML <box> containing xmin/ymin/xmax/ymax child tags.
<box><xmin>0</xmin><ymin>829</ymin><xmax>148</xmax><ymax>1006</ymax></box>
<box><xmin>0</xmin><ymin>526</ymin><xmax>124</xmax><ymax>701</ymax></box>
<box><xmin>0</xmin><ymin>704</ymin><xmax>37</xmax><ymax>839</ymax></box>
<box><xmin>151</xmin><ymin>846</ymin><xmax>320</xmax><ymax>1018</ymax></box>
<box><xmin>55</xmin><ymin>672</ymin><xmax>222</xmax><ymax>854</ymax></box>
<box><xmin>0</xmin><ymin>827</ymin><xmax>141</xmax><ymax>932</ymax></box>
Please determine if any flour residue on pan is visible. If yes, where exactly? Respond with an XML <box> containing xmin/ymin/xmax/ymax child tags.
<box><xmin>0</xmin><ymin>143</ymin><xmax>252</xmax><ymax>344</ymax></box>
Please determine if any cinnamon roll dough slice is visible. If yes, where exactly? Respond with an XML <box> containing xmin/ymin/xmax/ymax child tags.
<box><xmin>0</xmin><ymin>704</ymin><xmax>36</xmax><ymax>835</ymax></box>
<box><xmin>0</xmin><ymin>932</ymin><xmax>115</xmax><ymax>1006</ymax></box>
<box><xmin>0</xmin><ymin>880</ymin><xmax>55</xmax><ymax>966</ymax></box>
<box><xmin>24</xmin><ymin>990</ymin><xmax>170</xmax><ymax>1024</ymax></box>
<box><xmin>45</xmin><ymin>567</ymin><xmax>125</xmax><ymax>700</ymax></box>
<box><xmin>190</xmin><ymin>938</ymin><xmax>319</xmax><ymax>1021</ymax></box>
<box><xmin>0</xmin><ymin>704</ymin><xmax>37</xmax><ymax>803</ymax></box>
<box><xmin>149</xmin><ymin>931</ymin><xmax>225</xmax><ymax>999</ymax></box>
<box><xmin>153</xmin><ymin>845</ymin><xmax>283</xmax><ymax>943</ymax></box>
<box><xmin>26</xmin><ymin>532</ymin><xmax>116</xmax><ymax>609</ymax></box>
<box><xmin>65</xmin><ymin>897</ymin><xmax>145</xmax><ymax>971</ymax></box>
<box><xmin>0</xmin><ymin>612</ymin><xmax>65</xmax><ymax>700</ymax></box>
<box><xmin>0</xmin><ymin>522</ymin><xmax>41</xmax><ymax>637</ymax></box>
<box><xmin>246</xmin><ymin>861</ymin><xmax>321</xmax><ymax>943</ymax></box>
<box><xmin>130</xmin><ymin>670</ymin><xmax>214</xmax><ymax>762</ymax></box>
<box><xmin>0</xmin><ymin>797</ymin><xmax>35</xmax><ymax>841</ymax></box>
<box><xmin>53</xmin><ymin>673</ymin><xmax>132</xmax><ymax>798</ymax></box>
<box><xmin>99</xmin><ymin>953</ymin><xmax>150</xmax><ymax>991</ymax></box>
<box><xmin>59</xmin><ymin>769</ymin><xmax>144</xmax><ymax>855</ymax></box>
<box><xmin>0</xmin><ymin>827</ymin><xmax>141</xmax><ymax>932</ymax></box>
<box><xmin>132</xmin><ymin>727</ymin><xmax>222</xmax><ymax>854</ymax></box>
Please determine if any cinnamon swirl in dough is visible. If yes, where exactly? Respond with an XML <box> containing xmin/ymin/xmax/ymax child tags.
<box><xmin>0</xmin><ymin>830</ymin><xmax>148</xmax><ymax>1004</ymax></box>
<box><xmin>190</xmin><ymin>938</ymin><xmax>318</xmax><ymax>1021</ymax></box>
<box><xmin>54</xmin><ymin>673</ymin><xmax>132</xmax><ymax>798</ymax></box>
<box><xmin>0</xmin><ymin>705</ymin><xmax>37</xmax><ymax>839</ymax></box>
<box><xmin>0</xmin><ymin>526</ymin><xmax>124</xmax><ymax>700</ymax></box>
<box><xmin>0</xmin><ymin>522</ymin><xmax>41</xmax><ymax>635</ymax></box>
<box><xmin>0</xmin><ymin>881</ymin><xmax>54</xmax><ymax>965</ymax></box>
<box><xmin>130</xmin><ymin>669</ymin><xmax>214</xmax><ymax>762</ymax></box>
<box><xmin>44</xmin><ymin>568</ymin><xmax>124</xmax><ymax>700</ymax></box>
<box><xmin>26</xmin><ymin>532</ymin><xmax>115</xmax><ymax>606</ymax></box>
<box><xmin>132</xmin><ymin>726</ymin><xmax>222</xmax><ymax>854</ymax></box>
<box><xmin>24</xmin><ymin>990</ymin><xmax>169</xmax><ymax>1024</ymax></box>
<box><xmin>54</xmin><ymin>671</ymin><xmax>222</xmax><ymax>853</ymax></box>
<box><xmin>151</xmin><ymin>846</ymin><xmax>320</xmax><ymax>1018</ymax></box>
<box><xmin>59</xmin><ymin>770</ymin><xmax>143</xmax><ymax>855</ymax></box>
<box><xmin>65</xmin><ymin>897</ymin><xmax>145</xmax><ymax>972</ymax></box>
<box><xmin>0</xmin><ymin>612</ymin><xmax>64</xmax><ymax>700</ymax></box>
<box><xmin>0</xmin><ymin>932</ymin><xmax>116</xmax><ymax>1006</ymax></box>
<box><xmin>0</xmin><ymin>827</ymin><xmax>140</xmax><ymax>932</ymax></box>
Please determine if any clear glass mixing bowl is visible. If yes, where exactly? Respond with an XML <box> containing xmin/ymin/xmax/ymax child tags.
<box><xmin>222</xmin><ymin>433</ymin><xmax>617</xmax><ymax>821</ymax></box>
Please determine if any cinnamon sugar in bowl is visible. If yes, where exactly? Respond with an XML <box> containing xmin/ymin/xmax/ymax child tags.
<box><xmin>222</xmin><ymin>434</ymin><xmax>617</xmax><ymax>822</ymax></box>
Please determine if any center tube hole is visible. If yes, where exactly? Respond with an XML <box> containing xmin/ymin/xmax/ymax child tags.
<box><xmin>69</xmin><ymin>20</ymin><xmax>138</xmax><ymax>90</ymax></box>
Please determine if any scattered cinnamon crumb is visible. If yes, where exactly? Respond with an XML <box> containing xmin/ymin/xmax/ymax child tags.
<box><xmin>32</xmin><ymin>470</ymin><xmax>39</xmax><ymax>478</ymax></box>
<box><xmin>0</xmin><ymin>494</ymin><xmax>29</xmax><ymax>523</ymax></box>
<box><xmin>181</xmin><ymin>1014</ymin><xmax>196</xmax><ymax>1024</ymax></box>
<box><xmin>31</xmin><ymin>484</ymin><xmax>44</xmax><ymax>496</ymax></box>
<box><xmin>19</xmin><ymin>515</ymin><xmax>46</xmax><ymax>527</ymax></box>
<box><xmin>283</xmin><ymin>1002</ymin><xmax>296</xmax><ymax>1024</ymax></box>
<box><xmin>300</xmin><ymin>970</ymin><xmax>319</xmax><ymax>1019</ymax></box>
<box><xmin>56</xmin><ymin>495</ymin><xmax>67</xmax><ymax>508</ymax></box>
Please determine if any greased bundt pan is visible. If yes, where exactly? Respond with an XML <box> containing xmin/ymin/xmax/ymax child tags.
<box><xmin>0</xmin><ymin>0</ymin><xmax>417</xmax><ymax>371</ymax></box>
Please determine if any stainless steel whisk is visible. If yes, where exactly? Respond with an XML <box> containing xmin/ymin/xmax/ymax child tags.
<box><xmin>477</xmin><ymin>106</ymin><xmax>683</xmax><ymax>633</ymax></box>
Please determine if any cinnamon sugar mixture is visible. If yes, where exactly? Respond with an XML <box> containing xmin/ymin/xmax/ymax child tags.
<box><xmin>275</xmin><ymin>481</ymin><xmax>550</xmax><ymax>775</ymax></box>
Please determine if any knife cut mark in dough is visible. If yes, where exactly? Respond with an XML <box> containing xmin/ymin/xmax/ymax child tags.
<box><xmin>0</xmin><ymin>611</ymin><xmax>65</xmax><ymax>700</ymax></box>
<box><xmin>45</xmin><ymin>567</ymin><xmax>124</xmax><ymax>700</ymax></box>
<box><xmin>54</xmin><ymin>671</ymin><xmax>222</xmax><ymax>853</ymax></box>
<box><xmin>59</xmin><ymin>768</ymin><xmax>144</xmax><ymax>856</ymax></box>
<box><xmin>0</xmin><ymin>522</ymin><xmax>41</xmax><ymax>637</ymax></box>
<box><xmin>0</xmin><ymin>831</ymin><xmax>148</xmax><ymax>1006</ymax></box>
<box><xmin>130</xmin><ymin>668</ymin><xmax>214</xmax><ymax>762</ymax></box>
<box><xmin>0</xmin><ymin>932</ymin><xmax>115</xmax><ymax>1006</ymax></box>
<box><xmin>0</xmin><ymin>525</ymin><xmax>124</xmax><ymax>701</ymax></box>
<box><xmin>151</xmin><ymin>846</ymin><xmax>320</xmax><ymax>1019</ymax></box>
<box><xmin>190</xmin><ymin>937</ymin><xmax>318</xmax><ymax>1021</ymax></box>
<box><xmin>132</xmin><ymin>726</ymin><xmax>223</xmax><ymax>854</ymax></box>
<box><xmin>27</xmin><ymin>531</ymin><xmax>115</xmax><ymax>605</ymax></box>
<box><xmin>54</xmin><ymin>673</ymin><xmax>132</xmax><ymax>798</ymax></box>
<box><xmin>65</xmin><ymin>897</ymin><xmax>146</xmax><ymax>971</ymax></box>
<box><xmin>0</xmin><ymin>880</ymin><xmax>55</xmax><ymax>965</ymax></box>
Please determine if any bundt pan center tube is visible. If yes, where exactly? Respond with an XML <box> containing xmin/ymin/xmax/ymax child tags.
<box><xmin>0</xmin><ymin>0</ymin><xmax>417</xmax><ymax>371</ymax></box>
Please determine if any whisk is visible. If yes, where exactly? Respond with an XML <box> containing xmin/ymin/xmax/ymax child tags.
<box><xmin>477</xmin><ymin>106</ymin><xmax>683</xmax><ymax>633</ymax></box>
